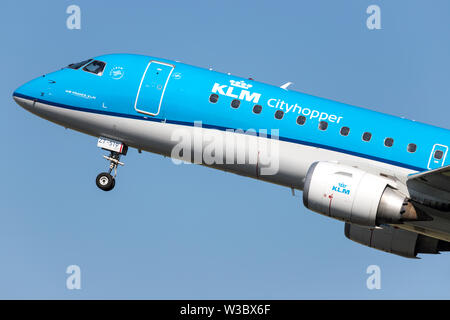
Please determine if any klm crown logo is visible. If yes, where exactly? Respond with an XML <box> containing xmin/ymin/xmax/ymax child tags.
<box><xmin>211</xmin><ymin>80</ymin><xmax>261</xmax><ymax>104</ymax></box>
<box><xmin>230</xmin><ymin>80</ymin><xmax>252</xmax><ymax>90</ymax></box>
<box><xmin>332</xmin><ymin>182</ymin><xmax>350</xmax><ymax>195</ymax></box>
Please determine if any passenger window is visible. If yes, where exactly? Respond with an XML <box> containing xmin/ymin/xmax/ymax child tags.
<box><xmin>434</xmin><ymin>150</ymin><xmax>444</xmax><ymax>160</ymax></box>
<box><xmin>318</xmin><ymin>121</ymin><xmax>328</xmax><ymax>131</ymax></box>
<box><xmin>340</xmin><ymin>126</ymin><xmax>350</xmax><ymax>136</ymax></box>
<box><xmin>407</xmin><ymin>143</ymin><xmax>417</xmax><ymax>153</ymax></box>
<box><xmin>83</xmin><ymin>60</ymin><xmax>106</xmax><ymax>75</ymax></box>
<box><xmin>384</xmin><ymin>138</ymin><xmax>394</xmax><ymax>147</ymax></box>
<box><xmin>67</xmin><ymin>59</ymin><xmax>92</xmax><ymax>70</ymax></box>
<box><xmin>274</xmin><ymin>110</ymin><xmax>284</xmax><ymax>120</ymax></box>
<box><xmin>231</xmin><ymin>99</ymin><xmax>240</xmax><ymax>109</ymax></box>
<box><xmin>253</xmin><ymin>104</ymin><xmax>262</xmax><ymax>114</ymax></box>
<box><xmin>362</xmin><ymin>132</ymin><xmax>372</xmax><ymax>142</ymax></box>
<box><xmin>209</xmin><ymin>94</ymin><xmax>219</xmax><ymax>103</ymax></box>
<box><xmin>296</xmin><ymin>116</ymin><xmax>306</xmax><ymax>125</ymax></box>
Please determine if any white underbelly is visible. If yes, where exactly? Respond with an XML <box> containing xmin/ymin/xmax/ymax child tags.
<box><xmin>19</xmin><ymin>96</ymin><xmax>415</xmax><ymax>191</ymax></box>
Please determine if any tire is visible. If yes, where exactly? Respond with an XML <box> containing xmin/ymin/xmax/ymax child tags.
<box><xmin>96</xmin><ymin>172</ymin><xmax>115</xmax><ymax>191</ymax></box>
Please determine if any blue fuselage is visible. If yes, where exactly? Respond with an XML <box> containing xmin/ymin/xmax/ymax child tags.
<box><xmin>12</xmin><ymin>53</ymin><xmax>450</xmax><ymax>174</ymax></box>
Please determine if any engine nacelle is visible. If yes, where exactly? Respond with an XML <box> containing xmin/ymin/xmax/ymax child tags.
<box><xmin>345</xmin><ymin>223</ymin><xmax>450</xmax><ymax>258</ymax></box>
<box><xmin>303</xmin><ymin>162</ymin><xmax>418</xmax><ymax>227</ymax></box>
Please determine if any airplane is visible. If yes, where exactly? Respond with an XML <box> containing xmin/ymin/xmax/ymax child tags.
<box><xmin>12</xmin><ymin>53</ymin><xmax>450</xmax><ymax>258</ymax></box>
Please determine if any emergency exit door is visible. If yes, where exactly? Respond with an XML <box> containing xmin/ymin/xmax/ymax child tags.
<box><xmin>134</xmin><ymin>61</ymin><xmax>174</xmax><ymax>116</ymax></box>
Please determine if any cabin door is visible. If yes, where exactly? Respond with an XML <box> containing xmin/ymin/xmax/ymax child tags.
<box><xmin>134</xmin><ymin>61</ymin><xmax>174</xmax><ymax>116</ymax></box>
<box><xmin>428</xmin><ymin>144</ymin><xmax>448</xmax><ymax>169</ymax></box>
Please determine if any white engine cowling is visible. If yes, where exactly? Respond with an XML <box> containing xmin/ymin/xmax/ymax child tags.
<box><xmin>303</xmin><ymin>162</ymin><xmax>418</xmax><ymax>227</ymax></box>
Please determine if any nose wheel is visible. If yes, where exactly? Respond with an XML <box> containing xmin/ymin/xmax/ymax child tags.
<box><xmin>96</xmin><ymin>172</ymin><xmax>115</xmax><ymax>191</ymax></box>
<box><xmin>95</xmin><ymin>137</ymin><xmax>128</xmax><ymax>192</ymax></box>
<box><xmin>96</xmin><ymin>151</ymin><xmax>124</xmax><ymax>191</ymax></box>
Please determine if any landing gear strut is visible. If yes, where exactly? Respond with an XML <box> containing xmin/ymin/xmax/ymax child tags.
<box><xmin>96</xmin><ymin>137</ymin><xmax>128</xmax><ymax>191</ymax></box>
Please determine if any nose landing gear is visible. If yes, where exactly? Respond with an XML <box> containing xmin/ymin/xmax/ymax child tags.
<box><xmin>96</xmin><ymin>171</ymin><xmax>115</xmax><ymax>191</ymax></box>
<box><xmin>96</xmin><ymin>137</ymin><xmax>128</xmax><ymax>191</ymax></box>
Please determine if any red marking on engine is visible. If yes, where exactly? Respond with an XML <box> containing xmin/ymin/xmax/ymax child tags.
<box><xmin>328</xmin><ymin>194</ymin><xmax>334</xmax><ymax>216</ymax></box>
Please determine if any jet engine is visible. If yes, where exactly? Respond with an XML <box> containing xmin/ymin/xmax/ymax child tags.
<box><xmin>303</xmin><ymin>162</ymin><xmax>419</xmax><ymax>227</ymax></box>
<box><xmin>345</xmin><ymin>223</ymin><xmax>450</xmax><ymax>258</ymax></box>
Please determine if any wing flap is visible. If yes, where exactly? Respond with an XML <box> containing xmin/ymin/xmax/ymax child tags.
<box><xmin>407</xmin><ymin>165</ymin><xmax>450</xmax><ymax>206</ymax></box>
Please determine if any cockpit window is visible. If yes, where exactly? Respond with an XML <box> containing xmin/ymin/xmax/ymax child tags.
<box><xmin>82</xmin><ymin>60</ymin><xmax>106</xmax><ymax>76</ymax></box>
<box><xmin>67</xmin><ymin>59</ymin><xmax>92</xmax><ymax>70</ymax></box>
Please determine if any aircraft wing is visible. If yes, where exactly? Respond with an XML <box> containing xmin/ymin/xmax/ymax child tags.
<box><xmin>407</xmin><ymin>165</ymin><xmax>450</xmax><ymax>209</ymax></box>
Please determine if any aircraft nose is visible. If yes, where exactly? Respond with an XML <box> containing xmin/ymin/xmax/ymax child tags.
<box><xmin>12</xmin><ymin>76</ymin><xmax>46</xmax><ymax>111</ymax></box>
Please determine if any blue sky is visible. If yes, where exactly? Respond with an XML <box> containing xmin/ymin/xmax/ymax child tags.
<box><xmin>1</xmin><ymin>0</ymin><xmax>450</xmax><ymax>299</ymax></box>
